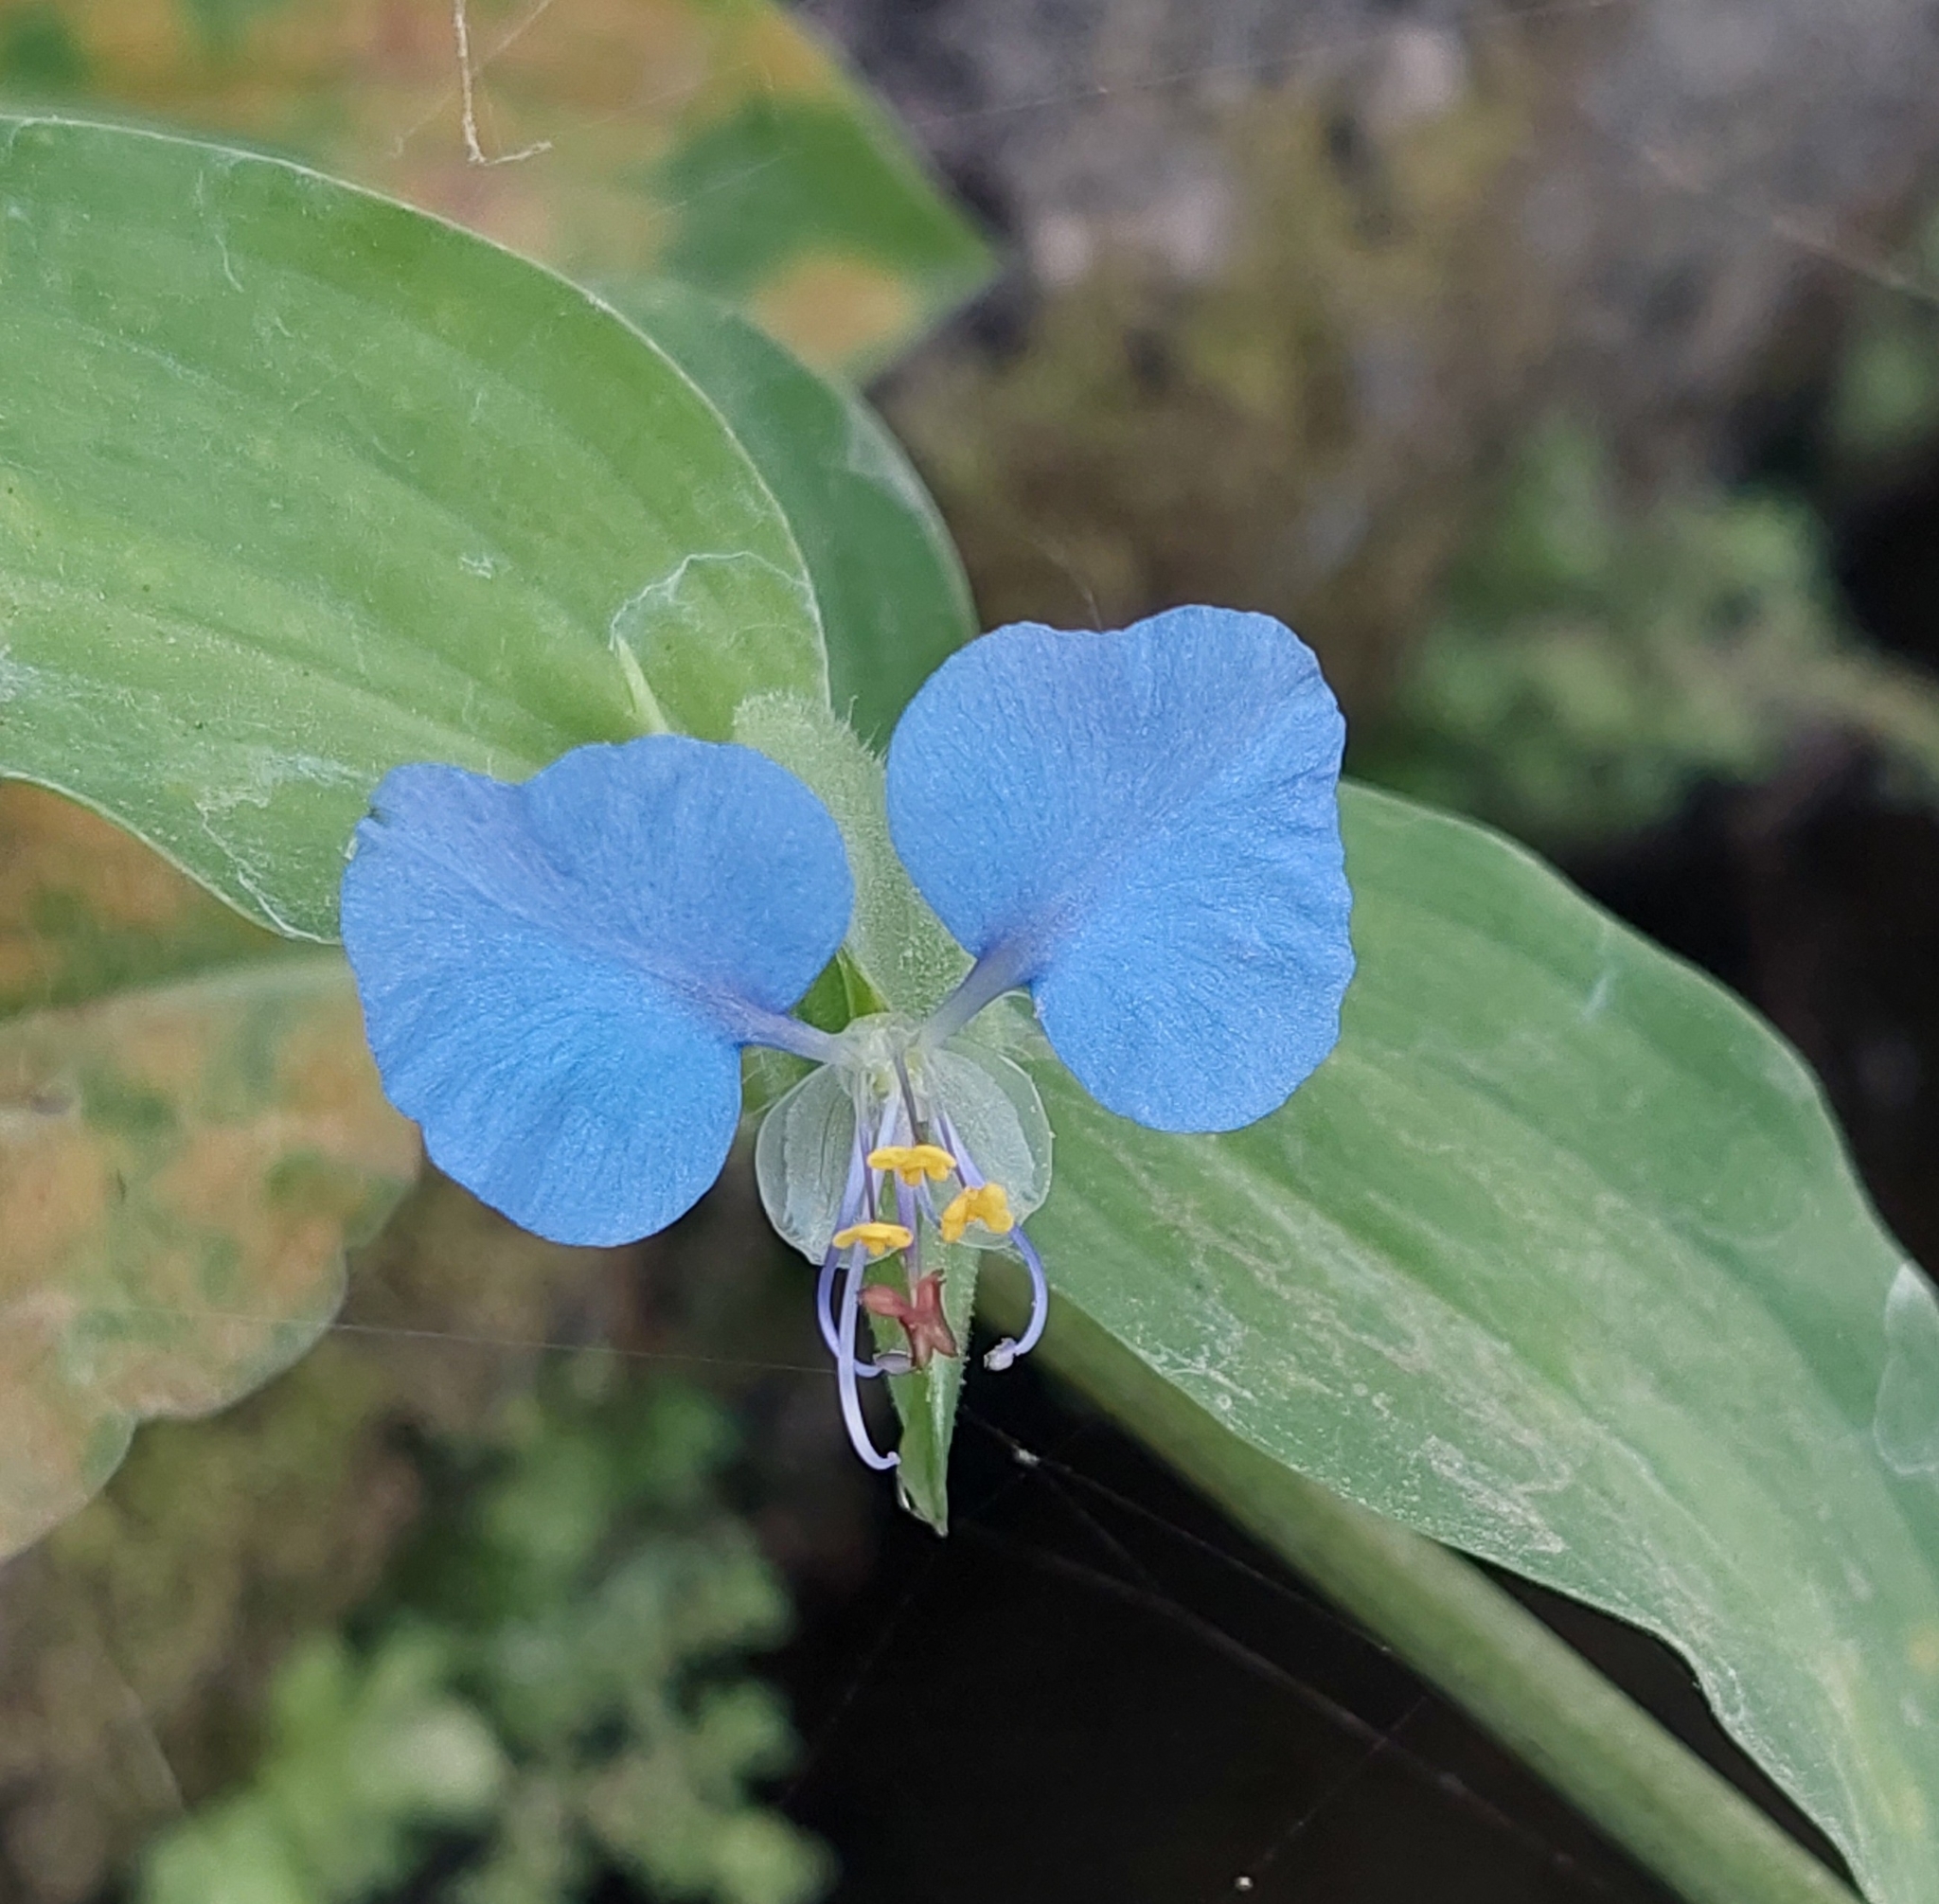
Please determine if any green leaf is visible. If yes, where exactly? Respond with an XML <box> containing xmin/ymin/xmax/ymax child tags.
<box><xmin>0</xmin><ymin>0</ymin><xmax>992</xmax><ymax>376</ymax></box>
<box><xmin>623</xmin><ymin>282</ymin><xmax>976</xmax><ymax>745</ymax></box>
<box><xmin>1020</xmin><ymin>781</ymin><xmax>1938</xmax><ymax>1904</ymax></box>
<box><xmin>0</xmin><ymin>114</ymin><xmax>829</xmax><ymax>938</ymax></box>
<box><xmin>1031</xmin><ymin>1302</ymin><xmax>1862</xmax><ymax>1904</ymax></box>
<box><xmin>645</xmin><ymin>81</ymin><xmax>990</xmax><ymax>378</ymax></box>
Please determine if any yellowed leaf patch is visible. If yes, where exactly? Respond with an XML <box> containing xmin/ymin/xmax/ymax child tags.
<box><xmin>0</xmin><ymin>956</ymin><xmax>418</xmax><ymax>1557</ymax></box>
<box><xmin>0</xmin><ymin>782</ymin><xmax>279</xmax><ymax>1019</ymax></box>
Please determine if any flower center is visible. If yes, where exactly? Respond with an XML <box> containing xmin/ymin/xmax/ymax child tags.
<box><xmin>757</xmin><ymin>1013</ymin><xmax>1054</xmax><ymax>1471</ymax></box>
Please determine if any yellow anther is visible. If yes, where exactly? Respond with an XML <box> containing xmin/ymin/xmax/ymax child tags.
<box><xmin>939</xmin><ymin>1183</ymin><xmax>1014</xmax><ymax>1244</ymax></box>
<box><xmin>831</xmin><ymin>1220</ymin><xmax>914</xmax><ymax>1259</ymax></box>
<box><xmin>867</xmin><ymin>1142</ymin><xmax>956</xmax><ymax>1185</ymax></box>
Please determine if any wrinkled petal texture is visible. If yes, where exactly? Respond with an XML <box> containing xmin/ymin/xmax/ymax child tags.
<box><xmin>886</xmin><ymin>608</ymin><xmax>1353</xmax><ymax>1131</ymax></box>
<box><xmin>342</xmin><ymin>737</ymin><xmax>852</xmax><ymax>1246</ymax></box>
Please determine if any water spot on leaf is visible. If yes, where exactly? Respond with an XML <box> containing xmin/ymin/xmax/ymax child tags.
<box><xmin>1876</xmin><ymin>1264</ymin><xmax>1939</xmax><ymax>1479</ymax></box>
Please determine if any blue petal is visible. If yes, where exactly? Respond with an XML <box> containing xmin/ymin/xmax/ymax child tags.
<box><xmin>342</xmin><ymin>736</ymin><xmax>852</xmax><ymax>1246</ymax></box>
<box><xmin>885</xmin><ymin>607</ymin><xmax>1353</xmax><ymax>1132</ymax></box>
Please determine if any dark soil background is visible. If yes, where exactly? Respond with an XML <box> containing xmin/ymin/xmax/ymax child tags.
<box><xmin>772</xmin><ymin>1361</ymin><xmax>1837</xmax><ymax>1902</ymax></box>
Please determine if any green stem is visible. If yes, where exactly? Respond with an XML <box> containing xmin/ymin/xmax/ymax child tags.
<box><xmin>1032</xmin><ymin>1301</ymin><xmax>1863</xmax><ymax>1904</ymax></box>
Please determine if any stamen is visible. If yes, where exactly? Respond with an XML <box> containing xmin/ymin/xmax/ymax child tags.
<box><xmin>983</xmin><ymin>1225</ymin><xmax>1049</xmax><ymax>1373</ymax></box>
<box><xmin>934</xmin><ymin>1108</ymin><xmax>1048</xmax><ymax>1375</ymax></box>
<box><xmin>866</xmin><ymin>1142</ymin><xmax>956</xmax><ymax>1184</ymax></box>
<box><xmin>894</xmin><ymin>1051</ymin><xmax>925</xmax><ymax>1133</ymax></box>
<box><xmin>896</xmin><ymin>1174</ymin><xmax>920</xmax><ymax>1272</ymax></box>
<box><xmin>815</xmin><ymin>1114</ymin><xmax>881</xmax><ymax>1378</ymax></box>
<box><xmin>816</xmin><ymin>1251</ymin><xmax>883</xmax><ymax>1379</ymax></box>
<box><xmin>831</xmin><ymin>1219</ymin><xmax>914</xmax><ymax>1258</ymax></box>
<box><xmin>934</xmin><ymin>1109</ymin><xmax>983</xmax><ymax>1186</ymax></box>
<box><xmin>834</xmin><ymin>1246</ymin><xmax>898</xmax><ymax>1472</ymax></box>
<box><xmin>940</xmin><ymin>1182</ymin><xmax>1013</xmax><ymax>1244</ymax></box>
<box><xmin>861</xmin><ymin>1095</ymin><xmax>902</xmax><ymax>1224</ymax></box>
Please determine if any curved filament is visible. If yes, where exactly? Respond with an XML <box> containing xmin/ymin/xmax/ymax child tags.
<box><xmin>834</xmin><ymin>1245</ymin><xmax>899</xmax><ymax>1471</ymax></box>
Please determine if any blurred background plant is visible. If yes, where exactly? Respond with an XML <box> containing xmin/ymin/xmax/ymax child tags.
<box><xmin>1826</xmin><ymin>205</ymin><xmax>1939</xmax><ymax>487</ymax></box>
<box><xmin>137</xmin><ymin>1361</ymin><xmax>827</xmax><ymax>1904</ymax></box>
<box><xmin>1356</xmin><ymin>416</ymin><xmax>1939</xmax><ymax>847</ymax></box>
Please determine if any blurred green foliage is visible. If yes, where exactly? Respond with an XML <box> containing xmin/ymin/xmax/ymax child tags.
<box><xmin>137</xmin><ymin>1361</ymin><xmax>828</xmax><ymax>1904</ymax></box>
<box><xmin>1361</xmin><ymin>419</ymin><xmax>1939</xmax><ymax>845</ymax></box>
<box><xmin>140</xmin><ymin>1631</ymin><xmax>505</xmax><ymax>1904</ymax></box>
<box><xmin>1827</xmin><ymin>206</ymin><xmax>1939</xmax><ymax>474</ymax></box>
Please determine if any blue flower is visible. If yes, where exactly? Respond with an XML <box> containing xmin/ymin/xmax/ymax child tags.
<box><xmin>343</xmin><ymin>607</ymin><xmax>1353</xmax><ymax>1471</ymax></box>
